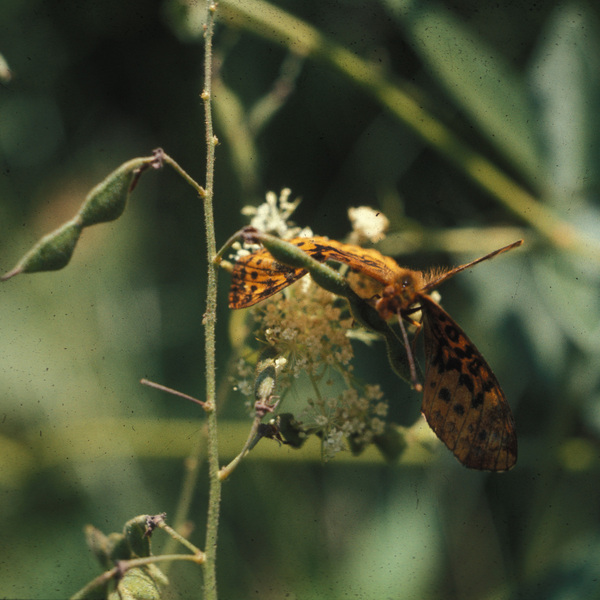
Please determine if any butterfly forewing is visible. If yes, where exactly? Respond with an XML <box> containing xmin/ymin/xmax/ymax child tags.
<box><xmin>420</xmin><ymin>295</ymin><xmax>517</xmax><ymax>470</ymax></box>
<box><xmin>304</xmin><ymin>237</ymin><xmax>403</xmax><ymax>285</ymax></box>
<box><xmin>229</xmin><ymin>236</ymin><xmax>403</xmax><ymax>309</ymax></box>
<box><xmin>229</xmin><ymin>248</ymin><xmax>307</xmax><ymax>308</ymax></box>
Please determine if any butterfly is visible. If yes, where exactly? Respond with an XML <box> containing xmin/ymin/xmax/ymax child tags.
<box><xmin>228</xmin><ymin>233</ymin><xmax>521</xmax><ymax>471</ymax></box>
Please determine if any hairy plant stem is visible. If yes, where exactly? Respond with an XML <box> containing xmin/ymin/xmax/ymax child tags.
<box><xmin>201</xmin><ymin>3</ymin><xmax>221</xmax><ymax>599</ymax></box>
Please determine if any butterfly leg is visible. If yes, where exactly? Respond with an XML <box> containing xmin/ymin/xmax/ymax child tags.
<box><xmin>401</xmin><ymin>305</ymin><xmax>424</xmax><ymax>376</ymax></box>
<box><xmin>397</xmin><ymin>313</ymin><xmax>423</xmax><ymax>392</ymax></box>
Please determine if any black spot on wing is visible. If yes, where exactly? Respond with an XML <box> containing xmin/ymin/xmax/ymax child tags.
<box><xmin>471</xmin><ymin>392</ymin><xmax>484</xmax><ymax>409</ymax></box>
<box><xmin>458</xmin><ymin>373</ymin><xmax>474</xmax><ymax>393</ymax></box>
<box><xmin>444</xmin><ymin>324</ymin><xmax>460</xmax><ymax>343</ymax></box>
<box><xmin>438</xmin><ymin>387</ymin><xmax>451</xmax><ymax>403</ymax></box>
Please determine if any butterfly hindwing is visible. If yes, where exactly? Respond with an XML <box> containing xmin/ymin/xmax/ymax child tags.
<box><xmin>420</xmin><ymin>294</ymin><xmax>517</xmax><ymax>471</ymax></box>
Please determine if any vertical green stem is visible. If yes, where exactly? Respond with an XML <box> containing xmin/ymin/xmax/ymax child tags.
<box><xmin>201</xmin><ymin>3</ymin><xmax>221</xmax><ymax>599</ymax></box>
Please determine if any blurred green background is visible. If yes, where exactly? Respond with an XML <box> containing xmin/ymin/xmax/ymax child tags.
<box><xmin>1</xmin><ymin>0</ymin><xmax>600</xmax><ymax>598</ymax></box>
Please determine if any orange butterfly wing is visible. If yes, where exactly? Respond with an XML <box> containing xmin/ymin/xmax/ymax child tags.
<box><xmin>229</xmin><ymin>236</ymin><xmax>402</xmax><ymax>308</ymax></box>
<box><xmin>301</xmin><ymin>237</ymin><xmax>403</xmax><ymax>285</ymax></box>
<box><xmin>419</xmin><ymin>294</ymin><xmax>517</xmax><ymax>470</ymax></box>
<box><xmin>229</xmin><ymin>248</ymin><xmax>307</xmax><ymax>309</ymax></box>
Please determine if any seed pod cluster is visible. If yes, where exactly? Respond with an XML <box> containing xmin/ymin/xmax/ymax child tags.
<box><xmin>2</xmin><ymin>156</ymin><xmax>155</xmax><ymax>281</ymax></box>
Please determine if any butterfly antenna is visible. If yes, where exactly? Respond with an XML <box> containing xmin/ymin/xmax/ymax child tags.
<box><xmin>397</xmin><ymin>313</ymin><xmax>423</xmax><ymax>392</ymax></box>
<box><xmin>423</xmin><ymin>239</ymin><xmax>523</xmax><ymax>292</ymax></box>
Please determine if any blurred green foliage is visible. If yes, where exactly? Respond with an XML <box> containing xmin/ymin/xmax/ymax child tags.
<box><xmin>1</xmin><ymin>1</ymin><xmax>600</xmax><ymax>599</ymax></box>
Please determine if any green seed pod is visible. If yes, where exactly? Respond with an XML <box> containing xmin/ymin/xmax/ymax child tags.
<box><xmin>78</xmin><ymin>157</ymin><xmax>150</xmax><ymax>227</ymax></box>
<box><xmin>2</xmin><ymin>156</ymin><xmax>156</xmax><ymax>281</ymax></box>
<box><xmin>259</xmin><ymin>233</ymin><xmax>355</xmax><ymax>298</ymax></box>
<box><xmin>1</xmin><ymin>219</ymin><xmax>83</xmax><ymax>280</ymax></box>
<box><xmin>123</xmin><ymin>515</ymin><xmax>151</xmax><ymax>558</ymax></box>
<box><xmin>109</xmin><ymin>568</ymin><xmax>162</xmax><ymax>600</ymax></box>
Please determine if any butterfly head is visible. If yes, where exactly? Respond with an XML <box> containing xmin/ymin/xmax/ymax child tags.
<box><xmin>374</xmin><ymin>269</ymin><xmax>423</xmax><ymax>320</ymax></box>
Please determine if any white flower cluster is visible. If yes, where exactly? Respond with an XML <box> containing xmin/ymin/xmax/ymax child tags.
<box><xmin>241</xmin><ymin>188</ymin><xmax>312</xmax><ymax>239</ymax></box>
<box><xmin>231</xmin><ymin>192</ymin><xmax>394</xmax><ymax>459</ymax></box>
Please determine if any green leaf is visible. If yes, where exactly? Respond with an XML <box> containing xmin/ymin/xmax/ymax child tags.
<box><xmin>528</xmin><ymin>4</ymin><xmax>600</xmax><ymax>203</ymax></box>
<box><xmin>386</xmin><ymin>0</ymin><xmax>542</xmax><ymax>183</ymax></box>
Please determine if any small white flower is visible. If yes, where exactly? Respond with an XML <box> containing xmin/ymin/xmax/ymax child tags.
<box><xmin>371</xmin><ymin>418</ymin><xmax>386</xmax><ymax>435</ymax></box>
<box><xmin>348</xmin><ymin>206</ymin><xmax>389</xmax><ymax>244</ymax></box>
<box><xmin>315</xmin><ymin>414</ymin><xmax>329</xmax><ymax>427</ymax></box>
<box><xmin>374</xmin><ymin>401</ymin><xmax>388</xmax><ymax>417</ymax></box>
<box><xmin>236</xmin><ymin>380</ymin><xmax>253</xmax><ymax>396</ymax></box>
<box><xmin>275</xmin><ymin>357</ymin><xmax>288</xmax><ymax>369</ymax></box>
<box><xmin>323</xmin><ymin>429</ymin><xmax>345</xmax><ymax>460</ymax></box>
<box><xmin>241</xmin><ymin>189</ymin><xmax>303</xmax><ymax>237</ymax></box>
<box><xmin>345</xmin><ymin>328</ymin><xmax>380</xmax><ymax>345</ymax></box>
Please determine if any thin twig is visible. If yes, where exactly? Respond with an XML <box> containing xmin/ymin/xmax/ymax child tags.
<box><xmin>218</xmin><ymin>415</ymin><xmax>262</xmax><ymax>481</ymax></box>
<box><xmin>141</xmin><ymin>378</ymin><xmax>208</xmax><ymax>409</ymax></box>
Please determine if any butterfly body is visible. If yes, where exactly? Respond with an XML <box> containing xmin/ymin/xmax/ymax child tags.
<box><xmin>227</xmin><ymin>232</ymin><xmax>521</xmax><ymax>471</ymax></box>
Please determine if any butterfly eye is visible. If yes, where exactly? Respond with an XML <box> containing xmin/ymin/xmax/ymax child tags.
<box><xmin>401</xmin><ymin>276</ymin><xmax>412</xmax><ymax>289</ymax></box>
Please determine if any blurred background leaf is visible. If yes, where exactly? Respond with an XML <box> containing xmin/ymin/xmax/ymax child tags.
<box><xmin>1</xmin><ymin>1</ymin><xmax>599</xmax><ymax>599</ymax></box>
